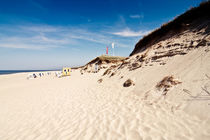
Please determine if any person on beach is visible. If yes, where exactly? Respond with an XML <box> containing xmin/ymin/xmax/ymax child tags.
<box><xmin>33</xmin><ymin>74</ymin><xmax>37</xmax><ymax>78</ymax></box>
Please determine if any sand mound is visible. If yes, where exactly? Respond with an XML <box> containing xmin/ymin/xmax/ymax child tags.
<box><xmin>78</xmin><ymin>55</ymin><xmax>126</xmax><ymax>74</ymax></box>
<box><xmin>130</xmin><ymin>1</ymin><xmax>210</xmax><ymax>56</ymax></box>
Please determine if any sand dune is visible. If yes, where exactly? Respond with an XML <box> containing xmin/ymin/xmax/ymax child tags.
<box><xmin>1</xmin><ymin>47</ymin><xmax>210</xmax><ymax>140</ymax></box>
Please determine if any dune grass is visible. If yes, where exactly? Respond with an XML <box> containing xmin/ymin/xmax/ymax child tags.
<box><xmin>87</xmin><ymin>55</ymin><xmax>127</xmax><ymax>65</ymax></box>
<box><xmin>98</xmin><ymin>55</ymin><xmax>126</xmax><ymax>61</ymax></box>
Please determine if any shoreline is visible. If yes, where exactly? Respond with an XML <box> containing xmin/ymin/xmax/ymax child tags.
<box><xmin>0</xmin><ymin>70</ymin><xmax>60</xmax><ymax>76</ymax></box>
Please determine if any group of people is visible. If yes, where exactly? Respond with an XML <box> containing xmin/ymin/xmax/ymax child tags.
<box><xmin>27</xmin><ymin>72</ymin><xmax>51</xmax><ymax>79</ymax></box>
<box><xmin>55</xmin><ymin>71</ymin><xmax>62</xmax><ymax>78</ymax></box>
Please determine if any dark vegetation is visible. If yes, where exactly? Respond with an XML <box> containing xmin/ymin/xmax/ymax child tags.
<box><xmin>123</xmin><ymin>79</ymin><xmax>135</xmax><ymax>87</ymax></box>
<box><xmin>151</xmin><ymin>51</ymin><xmax>187</xmax><ymax>61</ymax></box>
<box><xmin>73</xmin><ymin>55</ymin><xmax>126</xmax><ymax>71</ymax></box>
<box><xmin>156</xmin><ymin>76</ymin><xmax>181</xmax><ymax>95</ymax></box>
<box><xmin>87</xmin><ymin>55</ymin><xmax>126</xmax><ymax>65</ymax></box>
<box><xmin>98</xmin><ymin>78</ymin><xmax>103</xmax><ymax>83</ymax></box>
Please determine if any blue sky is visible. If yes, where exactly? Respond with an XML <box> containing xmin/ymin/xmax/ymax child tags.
<box><xmin>0</xmin><ymin>0</ymin><xmax>203</xmax><ymax>70</ymax></box>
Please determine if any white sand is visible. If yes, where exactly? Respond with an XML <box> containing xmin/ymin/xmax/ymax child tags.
<box><xmin>0</xmin><ymin>46</ymin><xmax>210</xmax><ymax>139</ymax></box>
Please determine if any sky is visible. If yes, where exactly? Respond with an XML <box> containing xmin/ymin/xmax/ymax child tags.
<box><xmin>0</xmin><ymin>0</ymin><xmax>203</xmax><ymax>70</ymax></box>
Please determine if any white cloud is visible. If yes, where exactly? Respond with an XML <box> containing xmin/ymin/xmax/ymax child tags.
<box><xmin>20</xmin><ymin>25</ymin><xmax>59</xmax><ymax>33</ymax></box>
<box><xmin>0</xmin><ymin>43</ymin><xmax>57</xmax><ymax>50</ymax></box>
<box><xmin>112</xmin><ymin>28</ymin><xmax>150</xmax><ymax>37</ymax></box>
<box><xmin>0</xmin><ymin>35</ymin><xmax>64</xmax><ymax>50</ymax></box>
<box><xmin>0</xmin><ymin>24</ymin><xmax>146</xmax><ymax>50</ymax></box>
<box><xmin>0</xmin><ymin>25</ymin><xmax>75</xmax><ymax>50</ymax></box>
<box><xmin>130</xmin><ymin>14</ymin><xmax>144</xmax><ymax>19</ymax></box>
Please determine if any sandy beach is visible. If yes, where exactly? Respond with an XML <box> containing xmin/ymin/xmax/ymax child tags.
<box><xmin>0</xmin><ymin>2</ymin><xmax>210</xmax><ymax>140</ymax></box>
<box><xmin>0</xmin><ymin>46</ymin><xmax>210</xmax><ymax>140</ymax></box>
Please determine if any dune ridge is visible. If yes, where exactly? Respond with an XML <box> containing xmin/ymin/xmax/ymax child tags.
<box><xmin>130</xmin><ymin>1</ymin><xmax>210</xmax><ymax>56</ymax></box>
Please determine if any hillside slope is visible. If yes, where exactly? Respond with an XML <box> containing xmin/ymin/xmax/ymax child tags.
<box><xmin>130</xmin><ymin>1</ymin><xmax>210</xmax><ymax>56</ymax></box>
<box><xmin>98</xmin><ymin>1</ymin><xmax>210</xmax><ymax>120</ymax></box>
<box><xmin>78</xmin><ymin>55</ymin><xmax>126</xmax><ymax>73</ymax></box>
<box><xmin>73</xmin><ymin>2</ymin><xmax>210</xmax><ymax>139</ymax></box>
